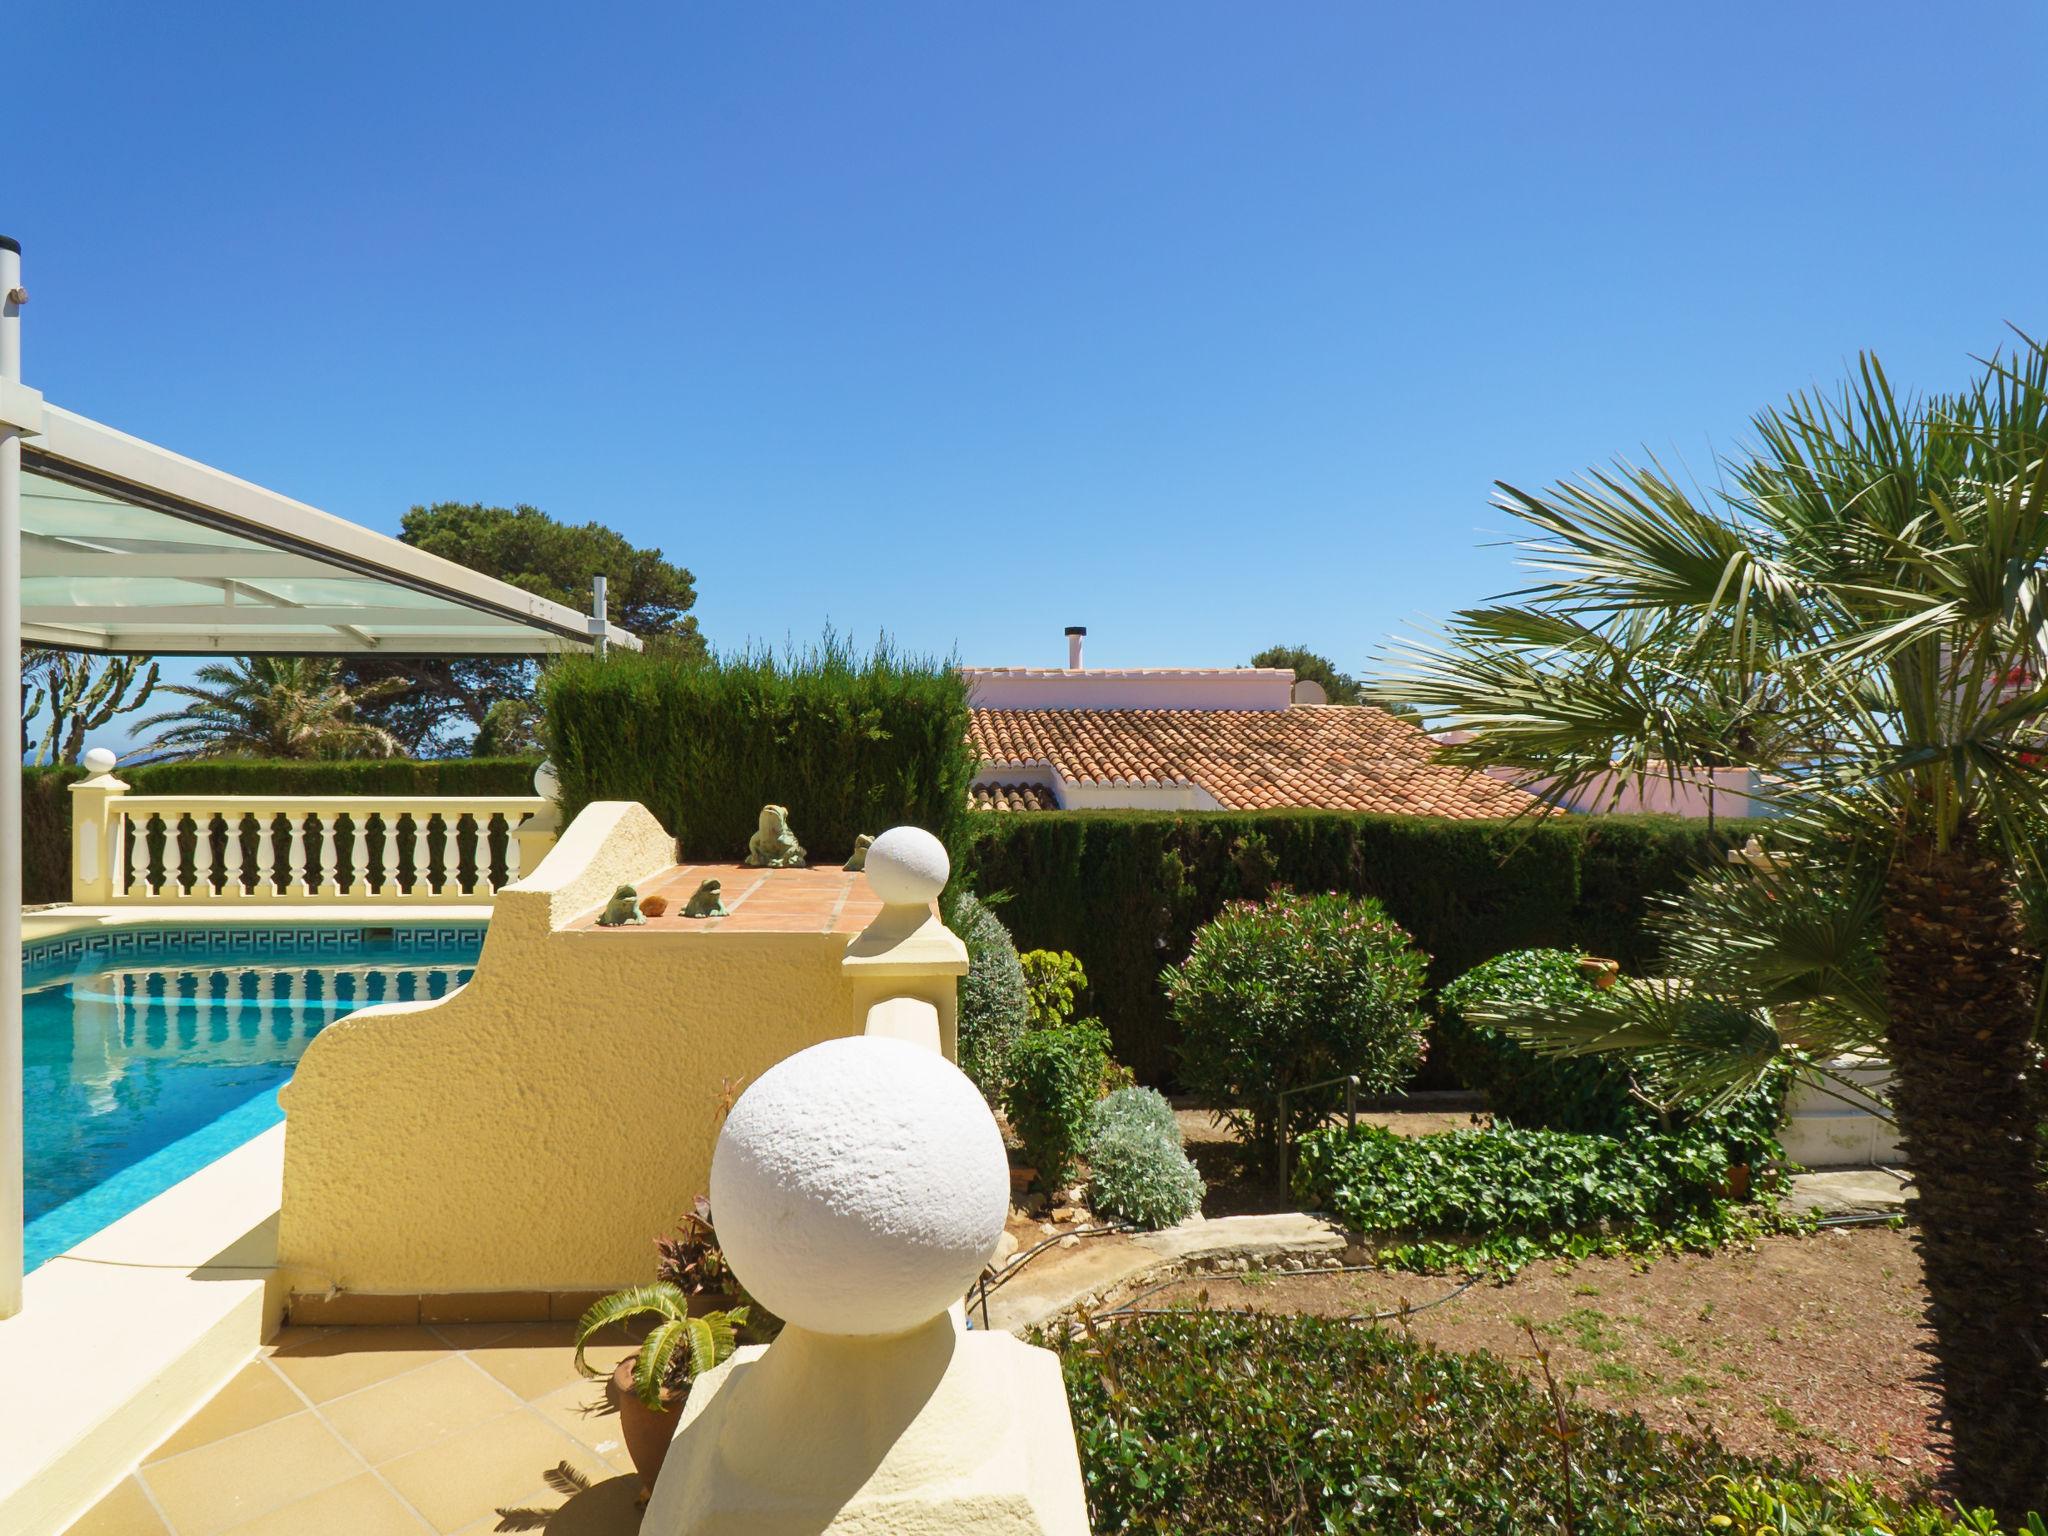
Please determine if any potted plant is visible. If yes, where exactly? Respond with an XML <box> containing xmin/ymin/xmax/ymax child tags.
<box><xmin>574</xmin><ymin>1284</ymin><xmax>747</xmax><ymax>1502</ymax></box>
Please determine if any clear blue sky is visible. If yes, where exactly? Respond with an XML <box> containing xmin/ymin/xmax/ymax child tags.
<box><xmin>11</xmin><ymin>3</ymin><xmax>2046</xmax><ymax>706</ymax></box>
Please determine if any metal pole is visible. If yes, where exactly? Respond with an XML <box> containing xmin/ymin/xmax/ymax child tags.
<box><xmin>590</xmin><ymin>574</ymin><xmax>608</xmax><ymax>659</ymax></box>
<box><xmin>1</xmin><ymin>236</ymin><xmax>25</xmax><ymax>1317</ymax></box>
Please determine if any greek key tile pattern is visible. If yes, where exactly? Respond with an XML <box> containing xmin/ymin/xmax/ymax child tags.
<box><xmin>24</xmin><ymin>922</ymin><xmax>487</xmax><ymax>984</ymax></box>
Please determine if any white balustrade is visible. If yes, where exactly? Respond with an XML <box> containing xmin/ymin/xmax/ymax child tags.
<box><xmin>69</xmin><ymin>783</ymin><xmax>561</xmax><ymax>907</ymax></box>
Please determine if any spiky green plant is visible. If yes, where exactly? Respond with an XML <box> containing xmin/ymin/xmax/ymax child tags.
<box><xmin>1375</xmin><ymin>336</ymin><xmax>2048</xmax><ymax>1521</ymax></box>
<box><xmin>136</xmin><ymin>655</ymin><xmax>408</xmax><ymax>760</ymax></box>
<box><xmin>573</xmin><ymin>1283</ymin><xmax>746</xmax><ymax>1410</ymax></box>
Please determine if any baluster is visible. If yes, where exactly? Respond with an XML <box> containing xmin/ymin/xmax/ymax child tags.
<box><xmin>470</xmin><ymin>815</ymin><xmax>493</xmax><ymax>899</ymax></box>
<box><xmin>287</xmin><ymin>813</ymin><xmax>310</xmax><ymax>899</ymax></box>
<box><xmin>347</xmin><ymin>813</ymin><xmax>371</xmax><ymax>899</ymax></box>
<box><xmin>503</xmin><ymin>812</ymin><xmax>525</xmax><ymax>887</ymax></box>
<box><xmin>128</xmin><ymin>811</ymin><xmax>151</xmax><ymax>899</ymax></box>
<box><xmin>318</xmin><ymin>813</ymin><xmax>344</xmax><ymax>899</ymax></box>
<box><xmin>412</xmin><ymin>812</ymin><xmax>433</xmax><ymax>901</ymax></box>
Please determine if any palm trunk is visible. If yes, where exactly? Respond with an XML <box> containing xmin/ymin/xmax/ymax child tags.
<box><xmin>1882</xmin><ymin>832</ymin><xmax>2048</xmax><ymax>1525</ymax></box>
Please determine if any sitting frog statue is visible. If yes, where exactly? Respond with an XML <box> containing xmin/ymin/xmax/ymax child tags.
<box><xmin>596</xmin><ymin>884</ymin><xmax>646</xmax><ymax>926</ymax></box>
<box><xmin>743</xmin><ymin>804</ymin><xmax>807</xmax><ymax>868</ymax></box>
<box><xmin>843</xmin><ymin>834</ymin><xmax>875</xmax><ymax>872</ymax></box>
<box><xmin>681</xmin><ymin>878</ymin><xmax>729</xmax><ymax>918</ymax></box>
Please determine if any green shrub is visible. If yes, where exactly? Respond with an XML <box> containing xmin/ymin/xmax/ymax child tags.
<box><xmin>1437</xmin><ymin>948</ymin><xmax>1638</xmax><ymax>1133</ymax></box>
<box><xmin>1293</xmin><ymin>1121</ymin><xmax>1777</xmax><ymax>1272</ymax></box>
<box><xmin>1085</xmin><ymin>1121</ymin><xmax>1204</xmax><ymax>1229</ymax></box>
<box><xmin>1439</xmin><ymin>948</ymin><xmax>1791</xmax><ymax>1155</ymax></box>
<box><xmin>1018</xmin><ymin>949</ymin><xmax>1087</xmax><ymax>1029</ymax></box>
<box><xmin>1164</xmin><ymin>891</ymin><xmax>1428</xmax><ymax>1175</ymax></box>
<box><xmin>1088</xmin><ymin>1085</ymin><xmax>1182</xmax><ymax>1147</ymax></box>
<box><xmin>966</xmin><ymin>809</ymin><xmax>1756</xmax><ymax>1081</ymax></box>
<box><xmin>956</xmin><ymin>892</ymin><xmax>1030</xmax><ymax>1100</ymax></box>
<box><xmin>1085</xmin><ymin>1087</ymin><xmax>1203</xmax><ymax>1229</ymax></box>
<box><xmin>1054</xmin><ymin>1311</ymin><xmax>1785</xmax><ymax>1534</ymax></box>
<box><xmin>540</xmin><ymin>635</ymin><xmax>975</xmax><ymax>865</ymax></box>
<box><xmin>1715</xmin><ymin>1476</ymin><xmax>2041</xmax><ymax>1535</ymax></box>
<box><xmin>1003</xmin><ymin>1021</ymin><xmax>1114</xmax><ymax>1190</ymax></box>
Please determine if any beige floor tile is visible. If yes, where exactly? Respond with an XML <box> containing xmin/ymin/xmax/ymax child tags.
<box><xmin>140</xmin><ymin>1412</ymin><xmax>360</xmax><ymax>1536</ymax></box>
<box><xmin>464</xmin><ymin>1323</ymin><xmax>609</xmax><ymax>1401</ymax></box>
<box><xmin>215</xmin><ymin>1473</ymin><xmax>429</xmax><ymax>1536</ymax></box>
<box><xmin>375</xmin><ymin>1407</ymin><xmax>597</xmax><ymax>1533</ymax></box>
<box><xmin>147</xmin><ymin>1362</ymin><xmax>303</xmax><ymax>1463</ymax></box>
<box><xmin>268</xmin><ymin>1325</ymin><xmax>449</xmax><ymax>1403</ymax></box>
<box><xmin>527</xmin><ymin>1378</ymin><xmax>628</xmax><ymax>1460</ymax></box>
<box><xmin>65</xmin><ymin>1476</ymin><xmax>169</xmax><ymax>1536</ymax></box>
<box><xmin>322</xmin><ymin>1356</ymin><xmax>524</xmax><ymax>1466</ymax></box>
<box><xmin>422</xmin><ymin>1321</ymin><xmax>523</xmax><ymax>1351</ymax></box>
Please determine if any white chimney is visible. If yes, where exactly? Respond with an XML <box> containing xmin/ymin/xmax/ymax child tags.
<box><xmin>1064</xmin><ymin>625</ymin><xmax>1086</xmax><ymax>669</ymax></box>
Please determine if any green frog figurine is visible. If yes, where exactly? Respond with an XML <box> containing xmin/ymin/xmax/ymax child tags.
<box><xmin>744</xmin><ymin>804</ymin><xmax>807</xmax><ymax>868</ymax></box>
<box><xmin>596</xmin><ymin>884</ymin><xmax>646</xmax><ymax>926</ymax></box>
<box><xmin>843</xmin><ymin>833</ymin><xmax>875</xmax><ymax>872</ymax></box>
<box><xmin>682</xmin><ymin>878</ymin><xmax>729</xmax><ymax>918</ymax></box>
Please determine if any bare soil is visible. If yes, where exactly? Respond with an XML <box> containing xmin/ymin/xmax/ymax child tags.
<box><xmin>1112</xmin><ymin>1226</ymin><xmax>1942</xmax><ymax>1495</ymax></box>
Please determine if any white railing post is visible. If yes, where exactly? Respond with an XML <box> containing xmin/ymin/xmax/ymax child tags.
<box><xmin>68</xmin><ymin>748</ymin><xmax>130</xmax><ymax>904</ymax></box>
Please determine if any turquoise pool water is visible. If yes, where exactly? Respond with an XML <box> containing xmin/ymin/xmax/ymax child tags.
<box><xmin>22</xmin><ymin>924</ymin><xmax>482</xmax><ymax>1271</ymax></box>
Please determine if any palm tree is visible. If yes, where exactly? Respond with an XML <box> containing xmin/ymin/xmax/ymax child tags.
<box><xmin>136</xmin><ymin>656</ymin><xmax>408</xmax><ymax>760</ymax></box>
<box><xmin>1377</xmin><ymin>340</ymin><xmax>2048</xmax><ymax>1522</ymax></box>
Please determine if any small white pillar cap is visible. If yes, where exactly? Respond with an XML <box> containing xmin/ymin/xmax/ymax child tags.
<box><xmin>862</xmin><ymin>825</ymin><xmax>949</xmax><ymax>906</ymax></box>
<box><xmin>82</xmin><ymin>747</ymin><xmax>118</xmax><ymax>776</ymax></box>
<box><xmin>710</xmin><ymin>1035</ymin><xmax>1008</xmax><ymax>1337</ymax></box>
<box><xmin>533</xmin><ymin>759</ymin><xmax>560</xmax><ymax>801</ymax></box>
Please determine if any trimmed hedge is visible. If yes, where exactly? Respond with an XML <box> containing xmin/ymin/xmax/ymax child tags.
<box><xmin>22</xmin><ymin>757</ymin><xmax>542</xmax><ymax>903</ymax></box>
<box><xmin>965</xmin><ymin>809</ymin><xmax>1757</xmax><ymax>1083</ymax></box>
<box><xmin>1056</xmin><ymin>1311</ymin><xmax>1787</xmax><ymax>1534</ymax></box>
<box><xmin>540</xmin><ymin>641</ymin><xmax>976</xmax><ymax>866</ymax></box>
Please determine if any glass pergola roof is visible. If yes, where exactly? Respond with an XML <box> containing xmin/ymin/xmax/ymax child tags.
<box><xmin>19</xmin><ymin>405</ymin><xmax>636</xmax><ymax>656</ymax></box>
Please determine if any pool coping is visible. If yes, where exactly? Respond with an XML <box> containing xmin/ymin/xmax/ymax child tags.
<box><xmin>0</xmin><ymin>1125</ymin><xmax>285</xmax><ymax>1536</ymax></box>
<box><xmin>25</xmin><ymin>903</ymin><xmax>495</xmax><ymax>946</ymax></box>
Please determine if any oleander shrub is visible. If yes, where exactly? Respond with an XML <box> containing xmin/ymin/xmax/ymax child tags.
<box><xmin>541</xmin><ymin>633</ymin><xmax>975</xmax><ymax>865</ymax></box>
<box><xmin>956</xmin><ymin>892</ymin><xmax>1030</xmax><ymax>1101</ymax></box>
<box><xmin>1439</xmin><ymin>948</ymin><xmax>1791</xmax><ymax>1156</ymax></box>
<box><xmin>1054</xmin><ymin>1311</ymin><xmax>1785</xmax><ymax>1534</ymax></box>
<box><xmin>1293</xmin><ymin>1121</ymin><xmax>1771</xmax><ymax>1272</ymax></box>
<box><xmin>1164</xmin><ymin>891</ymin><xmax>1429</xmax><ymax>1175</ymax></box>
<box><xmin>966</xmin><ymin>808</ymin><xmax>1756</xmax><ymax>1081</ymax></box>
<box><xmin>1085</xmin><ymin>1087</ymin><xmax>1203</xmax><ymax>1230</ymax></box>
<box><xmin>1004</xmin><ymin>1020</ymin><xmax>1114</xmax><ymax>1190</ymax></box>
<box><xmin>1018</xmin><ymin>948</ymin><xmax>1088</xmax><ymax>1029</ymax></box>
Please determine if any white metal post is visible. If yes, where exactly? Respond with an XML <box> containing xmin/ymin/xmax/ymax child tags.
<box><xmin>590</xmin><ymin>574</ymin><xmax>608</xmax><ymax>658</ymax></box>
<box><xmin>1</xmin><ymin>235</ymin><xmax>24</xmax><ymax>1317</ymax></box>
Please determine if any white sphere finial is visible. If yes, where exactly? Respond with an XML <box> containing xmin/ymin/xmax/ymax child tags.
<box><xmin>862</xmin><ymin>825</ymin><xmax>949</xmax><ymax>906</ymax></box>
<box><xmin>709</xmin><ymin>1036</ymin><xmax>1008</xmax><ymax>1337</ymax></box>
<box><xmin>532</xmin><ymin>759</ymin><xmax>560</xmax><ymax>801</ymax></box>
<box><xmin>82</xmin><ymin>747</ymin><xmax>118</xmax><ymax>776</ymax></box>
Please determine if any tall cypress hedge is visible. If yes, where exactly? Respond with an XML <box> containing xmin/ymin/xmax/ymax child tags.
<box><xmin>964</xmin><ymin>809</ymin><xmax>1753</xmax><ymax>1083</ymax></box>
<box><xmin>21</xmin><ymin>757</ymin><xmax>542</xmax><ymax>903</ymax></box>
<box><xmin>539</xmin><ymin>638</ymin><xmax>976</xmax><ymax>865</ymax></box>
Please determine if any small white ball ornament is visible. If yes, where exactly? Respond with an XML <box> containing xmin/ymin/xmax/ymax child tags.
<box><xmin>82</xmin><ymin>747</ymin><xmax>119</xmax><ymax>776</ymax></box>
<box><xmin>709</xmin><ymin>1035</ymin><xmax>1008</xmax><ymax>1337</ymax></box>
<box><xmin>862</xmin><ymin>825</ymin><xmax>949</xmax><ymax>906</ymax></box>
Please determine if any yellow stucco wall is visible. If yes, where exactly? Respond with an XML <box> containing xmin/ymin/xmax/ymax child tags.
<box><xmin>275</xmin><ymin>802</ymin><xmax>964</xmax><ymax>1297</ymax></box>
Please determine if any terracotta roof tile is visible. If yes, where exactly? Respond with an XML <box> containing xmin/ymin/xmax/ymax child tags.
<box><xmin>968</xmin><ymin>781</ymin><xmax>1060</xmax><ymax>812</ymax></box>
<box><xmin>968</xmin><ymin>706</ymin><xmax>1535</xmax><ymax>819</ymax></box>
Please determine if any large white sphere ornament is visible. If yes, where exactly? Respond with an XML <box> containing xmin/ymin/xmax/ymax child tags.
<box><xmin>863</xmin><ymin>825</ymin><xmax>949</xmax><ymax>906</ymax></box>
<box><xmin>83</xmin><ymin>747</ymin><xmax>119</xmax><ymax>776</ymax></box>
<box><xmin>710</xmin><ymin>1035</ymin><xmax>1008</xmax><ymax>1337</ymax></box>
<box><xmin>532</xmin><ymin>759</ymin><xmax>560</xmax><ymax>801</ymax></box>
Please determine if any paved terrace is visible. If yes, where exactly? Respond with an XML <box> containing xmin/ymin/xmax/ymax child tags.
<box><xmin>564</xmin><ymin>862</ymin><xmax>884</xmax><ymax>936</ymax></box>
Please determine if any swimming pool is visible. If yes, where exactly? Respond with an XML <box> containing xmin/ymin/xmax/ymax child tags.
<box><xmin>22</xmin><ymin>923</ymin><xmax>483</xmax><ymax>1270</ymax></box>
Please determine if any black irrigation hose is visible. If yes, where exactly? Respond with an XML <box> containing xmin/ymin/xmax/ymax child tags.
<box><xmin>969</xmin><ymin>1222</ymin><xmax>1135</xmax><ymax>1329</ymax></box>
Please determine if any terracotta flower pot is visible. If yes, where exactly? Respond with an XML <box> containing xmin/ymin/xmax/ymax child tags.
<box><xmin>1725</xmin><ymin>1162</ymin><xmax>1752</xmax><ymax>1201</ymax></box>
<box><xmin>611</xmin><ymin>1356</ymin><xmax>681</xmax><ymax>1502</ymax></box>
